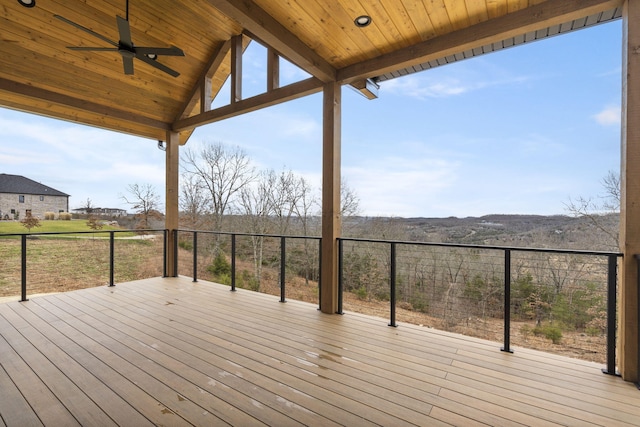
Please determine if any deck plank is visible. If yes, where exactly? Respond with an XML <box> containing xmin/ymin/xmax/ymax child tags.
<box><xmin>0</xmin><ymin>317</ymin><xmax>80</xmax><ymax>426</ymax></box>
<box><xmin>1</xmin><ymin>277</ymin><xmax>639</xmax><ymax>426</ymax></box>
<box><xmin>0</xmin><ymin>359</ymin><xmax>43</xmax><ymax>427</ymax></box>
<box><xmin>62</xmin><ymin>283</ymin><xmax>426</xmax><ymax>426</ymax></box>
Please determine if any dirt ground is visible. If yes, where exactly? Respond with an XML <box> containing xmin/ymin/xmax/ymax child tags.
<box><xmin>257</xmin><ymin>272</ymin><xmax>607</xmax><ymax>364</ymax></box>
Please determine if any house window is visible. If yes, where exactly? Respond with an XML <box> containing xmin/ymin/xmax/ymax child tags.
<box><xmin>19</xmin><ymin>195</ymin><xmax>24</xmax><ymax>203</ymax></box>
<box><xmin>10</xmin><ymin>209</ymin><xmax>15</xmax><ymax>214</ymax></box>
<box><xmin>40</xmin><ymin>195</ymin><xmax>44</xmax><ymax>201</ymax></box>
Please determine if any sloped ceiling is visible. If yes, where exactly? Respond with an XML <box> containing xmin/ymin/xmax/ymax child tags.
<box><xmin>0</xmin><ymin>0</ymin><xmax>623</xmax><ymax>144</ymax></box>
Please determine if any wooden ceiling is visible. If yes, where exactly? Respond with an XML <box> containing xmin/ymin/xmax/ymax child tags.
<box><xmin>0</xmin><ymin>0</ymin><xmax>623</xmax><ymax>144</ymax></box>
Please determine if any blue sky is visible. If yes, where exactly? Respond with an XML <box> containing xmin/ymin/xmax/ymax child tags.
<box><xmin>0</xmin><ymin>20</ymin><xmax>622</xmax><ymax>218</ymax></box>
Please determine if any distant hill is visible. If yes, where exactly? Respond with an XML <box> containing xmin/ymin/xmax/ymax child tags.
<box><xmin>344</xmin><ymin>214</ymin><xmax>619</xmax><ymax>252</ymax></box>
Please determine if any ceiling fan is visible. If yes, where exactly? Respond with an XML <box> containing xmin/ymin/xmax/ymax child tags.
<box><xmin>54</xmin><ymin>0</ymin><xmax>184</xmax><ymax>77</ymax></box>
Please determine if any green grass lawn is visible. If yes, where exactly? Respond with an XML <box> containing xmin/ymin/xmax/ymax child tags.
<box><xmin>0</xmin><ymin>220</ymin><xmax>134</xmax><ymax>236</ymax></box>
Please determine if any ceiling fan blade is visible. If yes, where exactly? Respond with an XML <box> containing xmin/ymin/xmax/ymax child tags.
<box><xmin>67</xmin><ymin>47</ymin><xmax>119</xmax><ymax>51</ymax></box>
<box><xmin>54</xmin><ymin>15</ymin><xmax>118</xmax><ymax>48</ymax></box>
<box><xmin>116</xmin><ymin>15</ymin><xmax>133</xmax><ymax>48</ymax></box>
<box><xmin>137</xmin><ymin>54</ymin><xmax>180</xmax><ymax>77</ymax></box>
<box><xmin>122</xmin><ymin>56</ymin><xmax>134</xmax><ymax>75</ymax></box>
<box><xmin>135</xmin><ymin>46</ymin><xmax>185</xmax><ymax>56</ymax></box>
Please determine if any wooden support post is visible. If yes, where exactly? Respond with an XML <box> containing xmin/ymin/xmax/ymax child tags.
<box><xmin>165</xmin><ymin>131</ymin><xmax>180</xmax><ymax>277</ymax></box>
<box><xmin>231</xmin><ymin>35</ymin><xmax>243</xmax><ymax>103</ymax></box>
<box><xmin>200</xmin><ymin>76</ymin><xmax>212</xmax><ymax>113</ymax></box>
<box><xmin>320</xmin><ymin>81</ymin><xmax>341</xmax><ymax>314</ymax></box>
<box><xmin>619</xmin><ymin>0</ymin><xmax>640</xmax><ymax>382</ymax></box>
<box><xmin>267</xmin><ymin>48</ymin><xmax>280</xmax><ymax>92</ymax></box>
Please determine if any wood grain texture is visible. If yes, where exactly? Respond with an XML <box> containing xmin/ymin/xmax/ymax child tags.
<box><xmin>0</xmin><ymin>277</ymin><xmax>638</xmax><ymax>426</ymax></box>
<box><xmin>0</xmin><ymin>0</ymin><xmax>622</xmax><ymax>141</ymax></box>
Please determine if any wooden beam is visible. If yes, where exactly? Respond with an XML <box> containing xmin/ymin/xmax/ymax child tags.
<box><xmin>206</xmin><ymin>0</ymin><xmax>336</xmax><ymax>82</ymax></box>
<box><xmin>173</xmin><ymin>77</ymin><xmax>323</xmax><ymax>132</ymax></box>
<box><xmin>267</xmin><ymin>47</ymin><xmax>280</xmax><ymax>92</ymax></box>
<box><xmin>165</xmin><ymin>130</ymin><xmax>180</xmax><ymax>278</ymax></box>
<box><xmin>619</xmin><ymin>0</ymin><xmax>640</xmax><ymax>383</ymax></box>
<box><xmin>320</xmin><ymin>81</ymin><xmax>341</xmax><ymax>314</ymax></box>
<box><xmin>174</xmin><ymin>39</ymin><xmax>232</xmax><ymax>121</ymax></box>
<box><xmin>231</xmin><ymin>35</ymin><xmax>243</xmax><ymax>103</ymax></box>
<box><xmin>0</xmin><ymin>77</ymin><xmax>170</xmax><ymax>131</ymax></box>
<box><xmin>200</xmin><ymin>77</ymin><xmax>213</xmax><ymax>114</ymax></box>
<box><xmin>338</xmin><ymin>0</ymin><xmax>623</xmax><ymax>83</ymax></box>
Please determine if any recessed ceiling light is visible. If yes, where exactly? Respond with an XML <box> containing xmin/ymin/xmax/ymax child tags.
<box><xmin>354</xmin><ymin>15</ymin><xmax>372</xmax><ymax>27</ymax></box>
<box><xmin>17</xmin><ymin>0</ymin><xmax>36</xmax><ymax>7</ymax></box>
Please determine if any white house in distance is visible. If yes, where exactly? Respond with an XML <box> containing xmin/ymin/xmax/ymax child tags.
<box><xmin>72</xmin><ymin>207</ymin><xmax>127</xmax><ymax>217</ymax></box>
<box><xmin>0</xmin><ymin>173</ymin><xmax>70</xmax><ymax>219</ymax></box>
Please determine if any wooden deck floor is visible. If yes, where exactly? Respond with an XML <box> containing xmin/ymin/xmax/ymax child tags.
<box><xmin>0</xmin><ymin>277</ymin><xmax>639</xmax><ymax>426</ymax></box>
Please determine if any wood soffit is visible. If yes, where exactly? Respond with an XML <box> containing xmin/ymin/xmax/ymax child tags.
<box><xmin>0</xmin><ymin>0</ymin><xmax>624</xmax><ymax>144</ymax></box>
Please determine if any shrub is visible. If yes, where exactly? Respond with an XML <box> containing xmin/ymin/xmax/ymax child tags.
<box><xmin>178</xmin><ymin>240</ymin><xmax>193</xmax><ymax>251</ymax></box>
<box><xmin>239</xmin><ymin>270</ymin><xmax>259</xmax><ymax>292</ymax></box>
<box><xmin>409</xmin><ymin>294</ymin><xmax>429</xmax><ymax>313</ymax></box>
<box><xmin>44</xmin><ymin>212</ymin><xmax>56</xmax><ymax>220</ymax></box>
<box><xmin>20</xmin><ymin>212</ymin><xmax>41</xmax><ymax>232</ymax></box>
<box><xmin>86</xmin><ymin>216</ymin><xmax>103</xmax><ymax>231</ymax></box>
<box><xmin>520</xmin><ymin>324</ymin><xmax>533</xmax><ymax>340</ymax></box>
<box><xmin>58</xmin><ymin>212</ymin><xmax>72</xmax><ymax>220</ymax></box>
<box><xmin>533</xmin><ymin>324</ymin><xmax>563</xmax><ymax>344</ymax></box>
<box><xmin>206</xmin><ymin>252</ymin><xmax>231</xmax><ymax>277</ymax></box>
<box><xmin>354</xmin><ymin>286</ymin><xmax>368</xmax><ymax>300</ymax></box>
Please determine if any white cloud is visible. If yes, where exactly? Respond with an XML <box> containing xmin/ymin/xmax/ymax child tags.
<box><xmin>593</xmin><ymin>105</ymin><xmax>620</xmax><ymax>126</ymax></box>
<box><xmin>382</xmin><ymin>76</ymin><xmax>469</xmax><ymax>99</ymax></box>
<box><xmin>380</xmin><ymin>61</ymin><xmax>531</xmax><ymax>100</ymax></box>
<box><xmin>345</xmin><ymin>157</ymin><xmax>459</xmax><ymax>217</ymax></box>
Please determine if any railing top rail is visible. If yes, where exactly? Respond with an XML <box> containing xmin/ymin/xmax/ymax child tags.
<box><xmin>0</xmin><ymin>229</ymin><xmax>167</xmax><ymax>237</ymax></box>
<box><xmin>177</xmin><ymin>229</ymin><xmax>322</xmax><ymax>240</ymax></box>
<box><xmin>338</xmin><ymin>236</ymin><xmax>622</xmax><ymax>258</ymax></box>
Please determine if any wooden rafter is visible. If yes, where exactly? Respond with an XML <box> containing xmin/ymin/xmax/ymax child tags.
<box><xmin>0</xmin><ymin>77</ymin><xmax>169</xmax><ymax>131</ymax></box>
<box><xmin>205</xmin><ymin>0</ymin><xmax>336</xmax><ymax>82</ymax></box>
<box><xmin>173</xmin><ymin>77</ymin><xmax>323</xmax><ymax>131</ymax></box>
<box><xmin>175</xmin><ymin>40</ymin><xmax>233</xmax><ymax>121</ymax></box>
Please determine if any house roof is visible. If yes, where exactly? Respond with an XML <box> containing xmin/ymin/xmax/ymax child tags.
<box><xmin>0</xmin><ymin>0</ymin><xmax>624</xmax><ymax>145</ymax></box>
<box><xmin>0</xmin><ymin>174</ymin><xmax>70</xmax><ymax>197</ymax></box>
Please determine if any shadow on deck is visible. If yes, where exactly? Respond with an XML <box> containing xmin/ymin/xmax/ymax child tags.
<box><xmin>0</xmin><ymin>277</ymin><xmax>638</xmax><ymax>426</ymax></box>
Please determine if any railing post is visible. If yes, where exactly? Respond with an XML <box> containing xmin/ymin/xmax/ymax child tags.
<box><xmin>231</xmin><ymin>234</ymin><xmax>236</xmax><ymax>292</ymax></box>
<box><xmin>173</xmin><ymin>229</ymin><xmax>178</xmax><ymax>277</ymax></box>
<box><xmin>280</xmin><ymin>236</ymin><xmax>286</xmax><ymax>303</ymax></box>
<box><xmin>109</xmin><ymin>231</ymin><xmax>115</xmax><ymax>287</ymax></box>
<box><xmin>192</xmin><ymin>231</ymin><xmax>198</xmax><ymax>282</ymax></box>
<box><xmin>502</xmin><ymin>249</ymin><xmax>513</xmax><ymax>353</ymax></box>
<box><xmin>389</xmin><ymin>242</ymin><xmax>397</xmax><ymax>327</ymax></box>
<box><xmin>337</xmin><ymin>238</ymin><xmax>343</xmax><ymax>314</ymax></box>
<box><xmin>318</xmin><ymin>238</ymin><xmax>323</xmax><ymax>311</ymax></box>
<box><xmin>636</xmin><ymin>254</ymin><xmax>640</xmax><ymax>389</ymax></box>
<box><xmin>162</xmin><ymin>229</ymin><xmax>168</xmax><ymax>278</ymax></box>
<box><xmin>21</xmin><ymin>234</ymin><xmax>28</xmax><ymax>302</ymax></box>
<box><xmin>603</xmin><ymin>254</ymin><xmax>619</xmax><ymax>375</ymax></box>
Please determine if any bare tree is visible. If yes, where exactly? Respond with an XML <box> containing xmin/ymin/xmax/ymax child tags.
<box><xmin>121</xmin><ymin>183</ymin><xmax>163</xmax><ymax>229</ymax></box>
<box><xmin>341</xmin><ymin>178</ymin><xmax>360</xmax><ymax>218</ymax></box>
<box><xmin>291</xmin><ymin>176</ymin><xmax>320</xmax><ymax>285</ymax></box>
<box><xmin>79</xmin><ymin>198</ymin><xmax>95</xmax><ymax>215</ymax></box>
<box><xmin>181</xmin><ymin>142</ymin><xmax>255</xmax><ymax>233</ymax></box>
<box><xmin>269</xmin><ymin>168</ymin><xmax>303</xmax><ymax>235</ymax></box>
<box><xmin>238</xmin><ymin>170</ymin><xmax>276</xmax><ymax>288</ymax></box>
<box><xmin>179</xmin><ymin>172</ymin><xmax>207</xmax><ymax>229</ymax></box>
<box><xmin>565</xmin><ymin>170</ymin><xmax>619</xmax><ymax>249</ymax></box>
<box><xmin>292</xmin><ymin>176</ymin><xmax>319</xmax><ymax>236</ymax></box>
